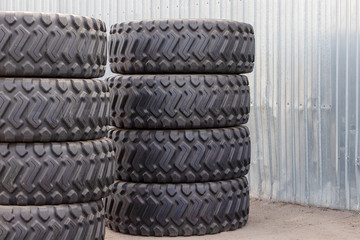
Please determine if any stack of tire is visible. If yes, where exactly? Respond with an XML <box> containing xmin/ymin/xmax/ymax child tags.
<box><xmin>0</xmin><ymin>12</ymin><xmax>115</xmax><ymax>239</ymax></box>
<box><xmin>105</xmin><ymin>19</ymin><xmax>255</xmax><ymax>236</ymax></box>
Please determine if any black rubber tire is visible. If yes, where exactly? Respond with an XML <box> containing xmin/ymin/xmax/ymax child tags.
<box><xmin>108</xmin><ymin>74</ymin><xmax>250</xmax><ymax>129</ymax></box>
<box><xmin>0</xmin><ymin>200</ymin><xmax>105</xmax><ymax>240</ymax></box>
<box><xmin>0</xmin><ymin>138</ymin><xmax>115</xmax><ymax>205</ymax></box>
<box><xmin>109</xmin><ymin>126</ymin><xmax>250</xmax><ymax>183</ymax></box>
<box><xmin>105</xmin><ymin>178</ymin><xmax>249</xmax><ymax>236</ymax></box>
<box><xmin>0</xmin><ymin>78</ymin><xmax>110</xmax><ymax>142</ymax></box>
<box><xmin>0</xmin><ymin>12</ymin><xmax>107</xmax><ymax>78</ymax></box>
<box><xmin>109</xmin><ymin>19</ymin><xmax>255</xmax><ymax>74</ymax></box>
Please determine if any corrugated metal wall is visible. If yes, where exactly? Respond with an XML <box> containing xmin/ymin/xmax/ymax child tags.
<box><xmin>1</xmin><ymin>0</ymin><xmax>359</xmax><ymax>211</ymax></box>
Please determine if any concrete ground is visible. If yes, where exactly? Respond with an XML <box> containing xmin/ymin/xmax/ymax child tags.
<box><xmin>105</xmin><ymin>198</ymin><xmax>360</xmax><ymax>240</ymax></box>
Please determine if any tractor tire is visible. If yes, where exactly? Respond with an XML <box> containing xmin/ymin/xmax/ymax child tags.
<box><xmin>0</xmin><ymin>78</ymin><xmax>110</xmax><ymax>142</ymax></box>
<box><xmin>0</xmin><ymin>200</ymin><xmax>105</xmax><ymax>240</ymax></box>
<box><xmin>109</xmin><ymin>126</ymin><xmax>250</xmax><ymax>183</ymax></box>
<box><xmin>108</xmin><ymin>74</ymin><xmax>250</xmax><ymax>129</ymax></box>
<box><xmin>104</xmin><ymin>178</ymin><xmax>249</xmax><ymax>236</ymax></box>
<box><xmin>0</xmin><ymin>12</ymin><xmax>107</xmax><ymax>78</ymax></box>
<box><xmin>109</xmin><ymin>19</ymin><xmax>255</xmax><ymax>74</ymax></box>
<box><xmin>0</xmin><ymin>138</ymin><xmax>115</xmax><ymax>205</ymax></box>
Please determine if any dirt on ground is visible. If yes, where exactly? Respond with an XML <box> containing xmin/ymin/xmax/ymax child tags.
<box><xmin>105</xmin><ymin>198</ymin><xmax>360</xmax><ymax>240</ymax></box>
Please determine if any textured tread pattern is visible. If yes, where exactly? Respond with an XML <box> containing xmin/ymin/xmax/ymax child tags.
<box><xmin>0</xmin><ymin>12</ymin><xmax>107</xmax><ymax>78</ymax></box>
<box><xmin>0</xmin><ymin>78</ymin><xmax>110</xmax><ymax>142</ymax></box>
<box><xmin>108</xmin><ymin>75</ymin><xmax>250</xmax><ymax>129</ymax></box>
<box><xmin>0</xmin><ymin>138</ymin><xmax>115</xmax><ymax>205</ymax></box>
<box><xmin>0</xmin><ymin>200</ymin><xmax>105</xmax><ymax>240</ymax></box>
<box><xmin>105</xmin><ymin>178</ymin><xmax>249</xmax><ymax>236</ymax></box>
<box><xmin>109</xmin><ymin>19</ymin><xmax>255</xmax><ymax>74</ymax></box>
<box><xmin>110</xmin><ymin>126</ymin><xmax>251</xmax><ymax>183</ymax></box>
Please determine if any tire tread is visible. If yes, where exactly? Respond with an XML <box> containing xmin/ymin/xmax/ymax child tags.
<box><xmin>0</xmin><ymin>12</ymin><xmax>107</xmax><ymax>78</ymax></box>
<box><xmin>109</xmin><ymin>19</ymin><xmax>255</xmax><ymax>74</ymax></box>
<box><xmin>0</xmin><ymin>138</ymin><xmax>115</xmax><ymax>205</ymax></box>
<box><xmin>0</xmin><ymin>78</ymin><xmax>110</xmax><ymax>142</ymax></box>
<box><xmin>105</xmin><ymin>178</ymin><xmax>249</xmax><ymax>236</ymax></box>
<box><xmin>108</xmin><ymin>74</ymin><xmax>250</xmax><ymax>129</ymax></box>
<box><xmin>110</xmin><ymin>127</ymin><xmax>251</xmax><ymax>183</ymax></box>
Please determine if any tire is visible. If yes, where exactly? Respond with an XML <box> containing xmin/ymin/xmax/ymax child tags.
<box><xmin>109</xmin><ymin>126</ymin><xmax>250</xmax><ymax>183</ymax></box>
<box><xmin>104</xmin><ymin>178</ymin><xmax>249</xmax><ymax>236</ymax></box>
<box><xmin>108</xmin><ymin>74</ymin><xmax>250</xmax><ymax>129</ymax></box>
<box><xmin>0</xmin><ymin>12</ymin><xmax>107</xmax><ymax>78</ymax></box>
<box><xmin>0</xmin><ymin>200</ymin><xmax>105</xmax><ymax>240</ymax></box>
<box><xmin>109</xmin><ymin>19</ymin><xmax>255</xmax><ymax>74</ymax></box>
<box><xmin>0</xmin><ymin>78</ymin><xmax>110</xmax><ymax>142</ymax></box>
<box><xmin>0</xmin><ymin>138</ymin><xmax>115</xmax><ymax>205</ymax></box>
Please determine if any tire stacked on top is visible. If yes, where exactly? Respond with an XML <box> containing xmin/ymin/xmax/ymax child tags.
<box><xmin>105</xmin><ymin>19</ymin><xmax>255</xmax><ymax>236</ymax></box>
<box><xmin>0</xmin><ymin>12</ymin><xmax>115</xmax><ymax>240</ymax></box>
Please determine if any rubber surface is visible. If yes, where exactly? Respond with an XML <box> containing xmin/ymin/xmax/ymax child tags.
<box><xmin>0</xmin><ymin>78</ymin><xmax>110</xmax><ymax>142</ymax></box>
<box><xmin>0</xmin><ymin>11</ymin><xmax>107</xmax><ymax>78</ymax></box>
<box><xmin>0</xmin><ymin>138</ymin><xmax>115</xmax><ymax>205</ymax></box>
<box><xmin>110</xmin><ymin>126</ymin><xmax>250</xmax><ymax>183</ymax></box>
<box><xmin>108</xmin><ymin>74</ymin><xmax>250</xmax><ymax>129</ymax></box>
<box><xmin>0</xmin><ymin>200</ymin><xmax>105</xmax><ymax>240</ymax></box>
<box><xmin>105</xmin><ymin>178</ymin><xmax>249</xmax><ymax>236</ymax></box>
<box><xmin>109</xmin><ymin>19</ymin><xmax>255</xmax><ymax>74</ymax></box>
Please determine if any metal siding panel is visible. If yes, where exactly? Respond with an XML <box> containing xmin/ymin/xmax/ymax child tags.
<box><xmin>0</xmin><ymin>0</ymin><xmax>358</xmax><ymax>210</ymax></box>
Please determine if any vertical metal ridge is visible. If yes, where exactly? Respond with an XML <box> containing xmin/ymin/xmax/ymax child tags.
<box><xmin>252</xmin><ymin>0</ymin><xmax>262</xmax><ymax>197</ymax></box>
<box><xmin>355</xmin><ymin>0</ymin><xmax>360</xmax><ymax>210</ymax></box>
<box><xmin>265</xmin><ymin>0</ymin><xmax>274</xmax><ymax>199</ymax></box>
<box><xmin>344</xmin><ymin>0</ymin><xmax>350</xmax><ymax>209</ymax></box>
<box><xmin>335</xmin><ymin>0</ymin><xmax>341</xmax><ymax>208</ymax></box>
<box><xmin>317</xmin><ymin>0</ymin><xmax>323</xmax><ymax>205</ymax></box>
<box><xmin>290</xmin><ymin>0</ymin><xmax>296</xmax><ymax>199</ymax></box>
<box><xmin>259</xmin><ymin>0</ymin><xmax>267</xmax><ymax>198</ymax></box>
<box><xmin>304</xmin><ymin>0</ymin><xmax>310</xmax><ymax>204</ymax></box>
<box><xmin>277</xmin><ymin>0</ymin><xmax>283</xmax><ymax>200</ymax></box>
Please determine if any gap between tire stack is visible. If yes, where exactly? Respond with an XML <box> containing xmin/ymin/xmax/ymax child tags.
<box><xmin>0</xmin><ymin>11</ymin><xmax>114</xmax><ymax>240</ymax></box>
<box><xmin>105</xmin><ymin>19</ymin><xmax>255</xmax><ymax>237</ymax></box>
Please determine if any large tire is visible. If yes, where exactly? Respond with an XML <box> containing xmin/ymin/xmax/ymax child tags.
<box><xmin>0</xmin><ymin>138</ymin><xmax>115</xmax><ymax>205</ymax></box>
<box><xmin>109</xmin><ymin>19</ymin><xmax>255</xmax><ymax>74</ymax></box>
<box><xmin>108</xmin><ymin>74</ymin><xmax>250</xmax><ymax>129</ymax></box>
<box><xmin>0</xmin><ymin>78</ymin><xmax>110</xmax><ymax>142</ymax></box>
<box><xmin>109</xmin><ymin>126</ymin><xmax>250</xmax><ymax>183</ymax></box>
<box><xmin>0</xmin><ymin>200</ymin><xmax>105</xmax><ymax>240</ymax></box>
<box><xmin>105</xmin><ymin>178</ymin><xmax>249</xmax><ymax>236</ymax></box>
<box><xmin>0</xmin><ymin>12</ymin><xmax>107</xmax><ymax>78</ymax></box>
